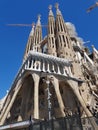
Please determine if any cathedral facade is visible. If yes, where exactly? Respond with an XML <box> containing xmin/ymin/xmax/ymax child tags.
<box><xmin>0</xmin><ymin>4</ymin><xmax>98</xmax><ymax>130</ymax></box>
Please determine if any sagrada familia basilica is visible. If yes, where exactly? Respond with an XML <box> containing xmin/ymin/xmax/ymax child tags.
<box><xmin>0</xmin><ymin>3</ymin><xmax>98</xmax><ymax>130</ymax></box>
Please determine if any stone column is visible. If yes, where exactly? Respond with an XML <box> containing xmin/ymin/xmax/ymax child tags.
<box><xmin>51</xmin><ymin>76</ymin><xmax>65</xmax><ymax>117</ymax></box>
<box><xmin>32</xmin><ymin>73</ymin><xmax>40</xmax><ymax>119</ymax></box>
<box><xmin>42</xmin><ymin>61</ymin><xmax>45</xmax><ymax>72</ymax></box>
<box><xmin>47</xmin><ymin>62</ymin><xmax>50</xmax><ymax>72</ymax></box>
<box><xmin>57</xmin><ymin>65</ymin><xmax>61</xmax><ymax>74</ymax></box>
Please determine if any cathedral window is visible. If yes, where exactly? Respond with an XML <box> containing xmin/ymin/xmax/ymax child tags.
<box><xmin>40</xmin><ymin>35</ymin><xmax>42</xmax><ymax>41</ymax></box>
<box><xmin>48</xmin><ymin>37</ymin><xmax>51</xmax><ymax>47</ymax></box>
<box><xmin>64</xmin><ymin>26</ymin><xmax>66</xmax><ymax>33</ymax></box>
<box><xmin>58</xmin><ymin>24</ymin><xmax>60</xmax><ymax>32</ymax></box>
<box><xmin>59</xmin><ymin>35</ymin><xmax>62</xmax><ymax>45</ymax></box>
<box><xmin>70</xmin><ymin>64</ymin><xmax>74</xmax><ymax>75</ymax></box>
<box><xmin>33</xmin><ymin>60</ymin><xmax>35</xmax><ymax>69</ymax></box>
<box><xmin>66</xmin><ymin>37</ymin><xmax>70</xmax><ymax>48</ymax></box>
<box><xmin>52</xmin><ymin>37</ymin><xmax>54</xmax><ymax>44</ymax></box>
<box><xmin>52</xmin><ymin>45</ymin><xmax>54</xmax><ymax>48</ymax></box>
<box><xmin>29</xmin><ymin>58</ymin><xmax>32</xmax><ymax>68</ymax></box>
<box><xmin>86</xmin><ymin>74</ymin><xmax>90</xmax><ymax>80</ymax></box>
<box><xmin>61</xmin><ymin>23</ymin><xmax>63</xmax><ymax>32</ymax></box>
<box><xmin>62</xmin><ymin>35</ymin><xmax>65</xmax><ymax>43</ymax></box>
<box><xmin>51</xmin><ymin>26</ymin><xmax>53</xmax><ymax>34</ymax></box>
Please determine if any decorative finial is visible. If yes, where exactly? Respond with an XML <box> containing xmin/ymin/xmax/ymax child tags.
<box><xmin>48</xmin><ymin>5</ymin><xmax>54</xmax><ymax>16</ymax></box>
<box><xmin>37</xmin><ymin>14</ymin><xmax>41</xmax><ymax>25</ymax></box>
<box><xmin>55</xmin><ymin>3</ymin><xmax>61</xmax><ymax>15</ymax></box>
<box><xmin>55</xmin><ymin>3</ymin><xmax>59</xmax><ymax>9</ymax></box>
<box><xmin>49</xmin><ymin>5</ymin><xmax>52</xmax><ymax>10</ymax></box>
<box><xmin>38</xmin><ymin>14</ymin><xmax>41</xmax><ymax>21</ymax></box>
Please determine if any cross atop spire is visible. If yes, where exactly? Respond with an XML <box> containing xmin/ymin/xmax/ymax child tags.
<box><xmin>37</xmin><ymin>14</ymin><xmax>41</xmax><ymax>26</ymax></box>
<box><xmin>55</xmin><ymin>3</ymin><xmax>61</xmax><ymax>15</ymax></box>
<box><xmin>49</xmin><ymin>5</ymin><xmax>54</xmax><ymax>16</ymax></box>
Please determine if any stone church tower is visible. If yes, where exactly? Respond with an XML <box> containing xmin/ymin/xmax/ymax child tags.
<box><xmin>0</xmin><ymin>3</ymin><xmax>98</xmax><ymax>129</ymax></box>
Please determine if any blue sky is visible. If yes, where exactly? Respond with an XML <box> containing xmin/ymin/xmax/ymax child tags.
<box><xmin>0</xmin><ymin>0</ymin><xmax>98</xmax><ymax>99</ymax></box>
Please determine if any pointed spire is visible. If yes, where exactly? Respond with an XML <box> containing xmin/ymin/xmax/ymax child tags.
<box><xmin>29</xmin><ymin>23</ymin><xmax>35</xmax><ymax>36</ymax></box>
<box><xmin>84</xmin><ymin>51</ymin><xmax>94</xmax><ymax>66</ymax></box>
<box><xmin>49</xmin><ymin>5</ymin><xmax>54</xmax><ymax>16</ymax></box>
<box><xmin>47</xmin><ymin>4</ymin><xmax>57</xmax><ymax>56</ymax></box>
<box><xmin>32</xmin><ymin>15</ymin><xmax>42</xmax><ymax>46</ymax></box>
<box><xmin>92</xmin><ymin>45</ymin><xmax>98</xmax><ymax>55</ymax></box>
<box><xmin>92</xmin><ymin>45</ymin><xmax>98</xmax><ymax>61</ymax></box>
<box><xmin>37</xmin><ymin>14</ymin><xmax>41</xmax><ymax>26</ymax></box>
<box><xmin>55</xmin><ymin>3</ymin><xmax>61</xmax><ymax>15</ymax></box>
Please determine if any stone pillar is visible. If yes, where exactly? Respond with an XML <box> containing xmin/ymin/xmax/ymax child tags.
<box><xmin>47</xmin><ymin>62</ymin><xmax>50</xmax><ymax>72</ymax></box>
<box><xmin>51</xmin><ymin>76</ymin><xmax>65</xmax><ymax>117</ymax></box>
<box><xmin>32</xmin><ymin>73</ymin><xmax>40</xmax><ymax>119</ymax></box>
<box><xmin>42</xmin><ymin>61</ymin><xmax>45</xmax><ymax>72</ymax></box>
<box><xmin>57</xmin><ymin>65</ymin><xmax>61</xmax><ymax>74</ymax></box>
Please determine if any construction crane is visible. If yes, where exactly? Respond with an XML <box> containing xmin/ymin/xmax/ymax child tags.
<box><xmin>6</xmin><ymin>23</ymin><xmax>47</xmax><ymax>28</ymax></box>
<box><xmin>6</xmin><ymin>14</ymin><xmax>47</xmax><ymax>28</ymax></box>
<box><xmin>87</xmin><ymin>2</ymin><xmax>98</xmax><ymax>13</ymax></box>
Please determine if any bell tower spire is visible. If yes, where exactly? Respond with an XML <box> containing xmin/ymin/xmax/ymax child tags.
<box><xmin>32</xmin><ymin>15</ymin><xmax>42</xmax><ymax>52</ymax></box>
<box><xmin>23</xmin><ymin>24</ymin><xmax>35</xmax><ymax>61</ymax></box>
<box><xmin>55</xmin><ymin>3</ymin><xmax>74</xmax><ymax>59</ymax></box>
<box><xmin>23</xmin><ymin>15</ymin><xmax>42</xmax><ymax>61</ymax></box>
<box><xmin>47</xmin><ymin>5</ymin><xmax>57</xmax><ymax>56</ymax></box>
